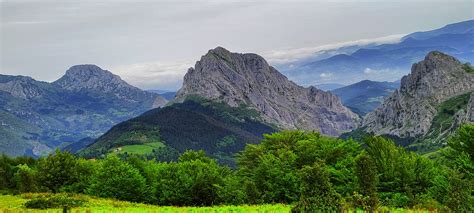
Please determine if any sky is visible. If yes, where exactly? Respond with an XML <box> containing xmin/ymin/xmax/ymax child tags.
<box><xmin>1</xmin><ymin>0</ymin><xmax>473</xmax><ymax>90</ymax></box>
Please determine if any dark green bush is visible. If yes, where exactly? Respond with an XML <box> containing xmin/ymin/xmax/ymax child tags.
<box><xmin>24</xmin><ymin>195</ymin><xmax>85</xmax><ymax>209</ymax></box>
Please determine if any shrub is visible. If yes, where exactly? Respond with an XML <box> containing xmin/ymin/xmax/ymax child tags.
<box><xmin>24</xmin><ymin>194</ymin><xmax>85</xmax><ymax>209</ymax></box>
<box><xmin>291</xmin><ymin>162</ymin><xmax>341</xmax><ymax>212</ymax></box>
<box><xmin>87</xmin><ymin>155</ymin><xmax>149</xmax><ymax>202</ymax></box>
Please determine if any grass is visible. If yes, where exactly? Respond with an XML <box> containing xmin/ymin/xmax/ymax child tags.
<box><xmin>114</xmin><ymin>142</ymin><xmax>165</xmax><ymax>155</ymax></box>
<box><xmin>0</xmin><ymin>194</ymin><xmax>444</xmax><ymax>213</ymax></box>
<box><xmin>0</xmin><ymin>194</ymin><xmax>291</xmax><ymax>212</ymax></box>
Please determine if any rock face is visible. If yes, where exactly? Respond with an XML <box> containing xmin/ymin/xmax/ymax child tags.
<box><xmin>175</xmin><ymin>47</ymin><xmax>359</xmax><ymax>136</ymax></box>
<box><xmin>362</xmin><ymin>51</ymin><xmax>474</xmax><ymax>138</ymax></box>
<box><xmin>0</xmin><ymin>75</ymin><xmax>50</xmax><ymax>100</ymax></box>
<box><xmin>54</xmin><ymin>65</ymin><xmax>167</xmax><ymax>107</ymax></box>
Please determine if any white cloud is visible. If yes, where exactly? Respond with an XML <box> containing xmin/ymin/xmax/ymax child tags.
<box><xmin>263</xmin><ymin>34</ymin><xmax>406</xmax><ymax>65</ymax></box>
<box><xmin>363</xmin><ymin>67</ymin><xmax>377</xmax><ymax>74</ymax></box>
<box><xmin>111</xmin><ymin>60</ymin><xmax>194</xmax><ymax>90</ymax></box>
<box><xmin>319</xmin><ymin>72</ymin><xmax>333</xmax><ymax>79</ymax></box>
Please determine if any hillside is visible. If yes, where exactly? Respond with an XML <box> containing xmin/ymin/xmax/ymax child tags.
<box><xmin>0</xmin><ymin>65</ymin><xmax>166</xmax><ymax>156</ymax></box>
<box><xmin>332</xmin><ymin>80</ymin><xmax>399</xmax><ymax>116</ymax></box>
<box><xmin>80</xmin><ymin>99</ymin><xmax>276</xmax><ymax>165</ymax></box>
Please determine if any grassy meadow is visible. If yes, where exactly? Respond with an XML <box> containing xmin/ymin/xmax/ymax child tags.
<box><xmin>0</xmin><ymin>193</ymin><xmax>442</xmax><ymax>213</ymax></box>
<box><xmin>0</xmin><ymin>193</ymin><xmax>292</xmax><ymax>213</ymax></box>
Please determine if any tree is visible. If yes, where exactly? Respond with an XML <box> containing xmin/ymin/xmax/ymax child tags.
<box><xmin>448</xmin><ymin>123</ymin><xmax>474</xmax><ymax>161</ymax></box>
<box><xmin>446</xmin><ymin>171</ymin><xmax>473</xmax><ymax>211</ymax></box>
<box><xmin>153</xmin><ymin>153</ymin><xmax>229</xmax><ymax>206</ymax></box>
<box><xmin>13</xmin><ymin>164</ymin><xmax>38</xmax><ymax>193</ymax></box>
<box><xmin>37</xmin><ymin>150</ymin><xmax>78</xmax><ymax>192</ymax></box>
<box><xmin>87</xmin><ymin>155</ymin><xmax>148</xmax><ymax>202</ymax></box>
<box><xmin>291</xmin><ymin>161</ymin><xmax>341</xmax><ymax>212</ymax></box>
<box><xmin>178</xmin><ymin>150</ymin><xmax>212</xmax><ymax>163</ymax></box>
<box><xmin>355</xmin><ymin>153</ymin><xmax>378</xmax><ymax>210</ymax></box>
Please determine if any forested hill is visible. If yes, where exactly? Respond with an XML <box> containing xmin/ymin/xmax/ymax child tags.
<box><xmin>79</xmin><ymin>98</ymin><xmax>277</xmax><ymax>166</ymax></box>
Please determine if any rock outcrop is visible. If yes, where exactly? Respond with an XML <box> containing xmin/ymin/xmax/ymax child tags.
<box><xmin>362</xmin><ymin>51</ymin><xmax>474</xmax><ymax>138</ymax></box>
<box><xmin>0</xmin><ymin>75</ymin><xmax>51</xmax><ymax>100</ymax></box>
<box><xmin>175</xmin><ymin>47</ymin><xmax>359</xmax><ymax>136</ymax></box>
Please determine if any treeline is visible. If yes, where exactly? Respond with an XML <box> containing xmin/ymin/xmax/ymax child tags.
<box><xmin>1</xmin><ymin>124</ymin><xmax>473</xmax><ymax>211</ymax></box>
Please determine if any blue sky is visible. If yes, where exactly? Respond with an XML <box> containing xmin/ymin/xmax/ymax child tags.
<box><xmin>1</xmin><ymin>0</ymin><xmax>473</xmax><ymax>90</ymax></box>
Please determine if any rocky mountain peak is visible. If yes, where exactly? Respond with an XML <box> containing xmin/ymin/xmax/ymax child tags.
<box><xmin>0</xmin><ymin>74</ymin><xmax>50</xmax><ymax>99</ymax></box>
<box><xmin>53</xmin><ymin>64</ymin><xmax>167</xmax><ymax>107</ymax></box>
<box><xmin>175</xmin><ymin>47</ymin><xmax>359</xmax><ymax>136</ymax></box>
<box><xmin>362</xmin><ymin>51</ymin><xmax>474</xmax><ymax>138</ymax></box>
<box><xmin>53</xmin><ymin>64</ymin><xmax>129</xmax><ymax>92</ymax></box>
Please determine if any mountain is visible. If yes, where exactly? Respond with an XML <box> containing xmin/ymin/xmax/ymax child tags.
<box><xmin>80</xmin><ymin>99</ymin><xmax>277</xmax><ymax>166</ymax></box>
<box><xmin>403</xmin><ymin>20</ymin><xmax>474</xmax><ymax>40</ymax></box>
<box><xmin>332</xmin><ymin>80</ymin><xmax>399</xmax><ymax>116</ymax></box>
<box><xmin>0</xmin><ymin>65</ymin><xmax>166</xmax><ymax>156</ymax></box>
<box><xmin>174</xmin><ymin>47</ymin><xmax>359</xmax><ymax>136</ymax></box>
<box><xmin>360</xmin><ymin>51</ymin><xmax>474</xmax><ymax>150</ymax></box>
<box><xmin>147</xmin><ymin>90</ymin><xmax>176</xmax><ymax>101</ymax></box>
<box><xmin>279</xmin><ymin>20</ymin><xmax>474</xmax><ymax>86</ymax></box>
<box><xmin>315</xmin><ymin>83</ymin><xmax>346</xmax><ymax>91</ymax></box>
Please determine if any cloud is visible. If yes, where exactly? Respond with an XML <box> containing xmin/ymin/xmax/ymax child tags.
<box><xmin>363</xmin><ymin>67</ymin><xmax>377</xmax><ymax>74</ymax></box>
<box><xmin>263</xmin><ymin>34</ymin><xmax>406</xmax><ymax>65</ymax></box>
<box><xmin>111</xmin><ymin>60</ymin><xmax>194</xmax><ymax>90</ymax></box>
<box><xmin>319</xmin><ymin>72</ymin><xmax>333</xmax><ymax>79</ymax></box>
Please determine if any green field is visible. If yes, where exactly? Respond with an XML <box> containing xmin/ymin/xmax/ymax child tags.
<box><xmin>0</xmin><ymin>194</ymin><xmax>291</xmax><ymax>213</ymax></box>
<box><xmin>114</xmin><ymin>142</ymin><xmax>165</xmax><ymax>155</ymax></box>
<box><xmin>0</xmin><ymin>194</ymin><xmax>440</xmax><ymax>213</ymax></box>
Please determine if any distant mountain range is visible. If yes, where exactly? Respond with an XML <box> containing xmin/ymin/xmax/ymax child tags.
<box><xmin>278</xmin><ymin>20</ymin><xmax>474</xmax><ymax>86</ymax></box>
<box><xmin>147</xmin><ymin>90</ymin><xmax>176</xmax><ymax>101</ymax></box>
<box><xmin>2</xmin><ymin>20</ymin><xmax>474</xmax><ymax>159</ymax></box>
<box><xmin>0</xmin><ymin>65</ymin><xmax>166</xmax><ymax>156</ymax></box>
<box><xmin>332</xmin><ymin>80</ymin><xmax>400</xmax><ymax>116</ymax></box>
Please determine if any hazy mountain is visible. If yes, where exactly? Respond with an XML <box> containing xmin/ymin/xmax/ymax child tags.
<box><xmin>0</xmin><ymin>65</ymin><xmax>166</xmax><ymax>156</ymax></box>
<box><xmin>315</xmin><ymin>83</ymin><xmax>346</xmax><ymax>91</ymax></box>
<box><xmin>174</xmin><ymin>47</ymin><xmax>359</xmax><ymax>136</ymax></box>
<box><xmin>332</xmin><ymin>80</ymin><xmax>399</xmax><ymax>116</ymax></box>
<box><xmin>279</xmin><ymin>20</ymin><xmax>474</xmax><ymax>86</ymax></box>
<box><xmin>359</xmin><ymin>52</ymin><xmax>474</xmax><ymax>150</ymax></box>
<box><xmin>148</xmin><ymin>89</ymin><xmax>176</xmax><ymax>101</ymax></box>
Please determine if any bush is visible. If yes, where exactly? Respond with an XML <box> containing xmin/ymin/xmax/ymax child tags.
<box><xmin>291</xmin><ymin>162</ymin><xmax>341</xmax><ymax>212</ymax></box>
<box><xmin>24</xmin><ymin>195</ymin><xmax>85</xmax><ymax>209</ymax></box>
<box><xmin>87</xmin><ymin>155</ymin><xmax>149</xmax><ymax>202</ymax></box>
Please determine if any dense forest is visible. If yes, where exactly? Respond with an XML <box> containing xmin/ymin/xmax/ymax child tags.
<box><xmin>1</xmin><ymin>124</ymin><xmax>473</xmax><ymax>212</ymax></box>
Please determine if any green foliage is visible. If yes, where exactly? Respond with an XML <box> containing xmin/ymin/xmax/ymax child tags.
<box><xmin>37</xmin><ymin>150</ymin><xmax>79</xmax><ymax>192</ymax></box>
<box><xmin>87</xmin><ymin>155</ymin><xmax>149</xmax><ymax>202</ymax></box>
<box><xmin>152</xmin><ymin>156</ymin><xmax>230</xmax><ymax>206</ymax></box>
<box><xmin>448</xmin><ymin>123</ymin><xmax>474</xmax><ymax>161</ymax></box>
<box><xmin>445</xmin><ymin>171</ymin><xmax>473</xmax><ymax>211</ymax></box>
<box><xmin>1</xmin><ymin>127</ymin><xmax>473</xmax><ymax>210</ymax></box>
<box><xmin>24</xmin><ymin>194</ymin><xmax>85</xmax><ymax>209</ymax></box>
<box><xmin>355</xmin><ymin>153</ymin><xmax>378</xmax><ymax>210</ymax></box>
<box><xmin>237</xmin><ymin>131</ymin><xmax>359</xmax><ymax>205</ymax></box>
<box><xmin>178</xmin><ymin>150</ymin><xmax>213</xmax><ymax>163</ymax></box>
<box><xmin>13</xmin><ymin>164</ymin><xmax>38</xmax><ymax>193</ymax></box>
<box><xmin>291</xmin><ymin>161</ymin><xmax>341</xmax><ymax>212</ymax></box>
<box><xmin>364</xmin><ymin>136</ymin><xmax>445</xmax><ymax>208</ymax></box>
